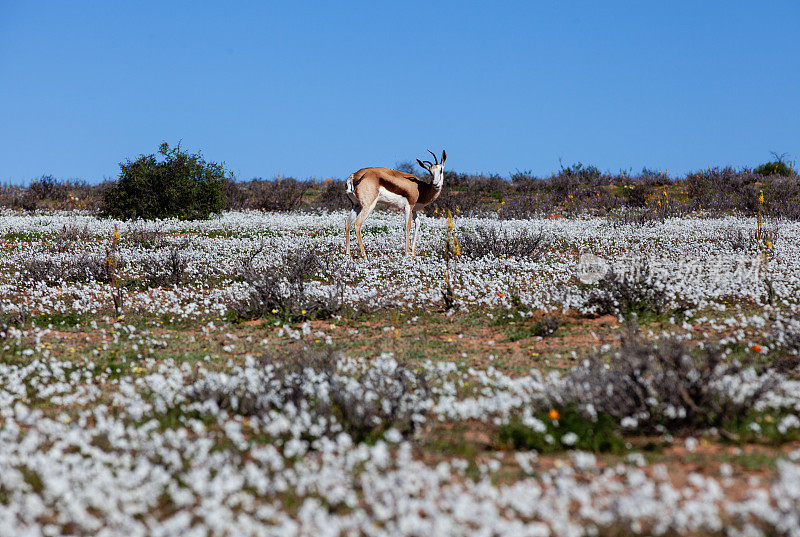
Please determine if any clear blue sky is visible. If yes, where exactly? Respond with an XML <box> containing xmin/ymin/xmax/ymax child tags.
<box><xmin>2</xmin><ymin>1</ymin><xmax>799</xmax><ymax>184</ymax></box>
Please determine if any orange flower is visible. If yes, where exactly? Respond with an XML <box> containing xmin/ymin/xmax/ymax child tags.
<box><xmin>548</xmin><ymin>409</ymin><xmax>560</xmax><ymax>420</ymax></box>
<box><xmin>496</xmin><ymin>292</ymin><xmax>504</xmax><ymax>297</ymax></box>
<box><xmin>750</xmin><ymin>344</ymin><xmax>763</xmax><ymax>353</ymax></box>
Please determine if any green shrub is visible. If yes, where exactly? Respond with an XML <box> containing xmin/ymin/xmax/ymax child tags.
<box><xmin>101</xmin><ymin>142</ymin><xmax>226</xmax><ymax>220</ymax></box>
<box><xmin>753</xmin><ymin>156</ymin><xmax>795</xmax><ymax>177</ymax></box>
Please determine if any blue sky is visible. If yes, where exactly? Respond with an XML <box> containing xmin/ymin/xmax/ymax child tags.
<box><xmin>1</xmin><ymin>1</ymin><xmax>798</xmax><ymax>183</ymax></box>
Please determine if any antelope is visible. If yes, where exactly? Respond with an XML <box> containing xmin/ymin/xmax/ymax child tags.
<box><xmin>345</xmin><ymin>149</ymin><xmax>446</xmax><ymax>259</ymax></box>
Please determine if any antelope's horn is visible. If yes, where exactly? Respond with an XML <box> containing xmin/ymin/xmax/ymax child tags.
<box><xmin>427</xmin><ymin>149</ymin><xmax>438</xmax><ymax>165</ymax></box>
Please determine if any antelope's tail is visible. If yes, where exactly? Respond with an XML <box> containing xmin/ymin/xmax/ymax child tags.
<box><xmin>345</xmin><ymin>173</ymin><xmax>363</xmax><ymax>205</ymax></box>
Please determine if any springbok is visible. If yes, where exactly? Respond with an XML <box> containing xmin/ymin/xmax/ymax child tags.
<box><xmin>345</xmin><ymin>149</ymin><xmax>446</xmax><ymax>259</ymax></box>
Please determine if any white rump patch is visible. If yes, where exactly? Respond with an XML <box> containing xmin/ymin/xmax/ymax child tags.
<box><xmin>345</xmin><ymin>174</ymin><xmax>358</xmax><ymax>205</ymax></box>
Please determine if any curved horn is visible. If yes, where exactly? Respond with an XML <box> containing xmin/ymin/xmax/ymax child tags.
<box><xmin>427</xmin><ymin>149</ymin><xmax>438</xmax><ymax>165</ymax></box>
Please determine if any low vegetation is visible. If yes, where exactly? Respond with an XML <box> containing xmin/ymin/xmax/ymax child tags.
<box><xmin>450</xmin><ymin>226</ymin><xmax>547</xmax><ymax>260</ymax></box>
<box><xmin>3</xmin><ymin>152</ymin><xmax>798</xmax><ymax>220</ymax></box>
<box><xmin>232</xmin><ymin>248</ymin><xmax>345</xmax><ymax>322</ymax></box>
<box><xmin>586</xmin><ymin>261</ymin><xmax>674</xmax><ymax>318</ymax></box>
<box><xmin>554</xmin><ymin>324</ymin><xmax>778</xmax><ymax>433</ymax></box>
<box><xmin>186</xmin><ymin>349</ymin><xmax>431</xmax><ymax>443</ymax></box>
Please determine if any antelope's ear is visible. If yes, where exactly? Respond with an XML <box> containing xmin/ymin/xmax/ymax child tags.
<box><xmin>416</xmin><ymin>158</ymin><xmax>429</xmax><ymax>170</ymax></box>
<box><xmin>441</xmin><ymin>149</ymin><xmax>447</xmax><ymax>165</ymax></box>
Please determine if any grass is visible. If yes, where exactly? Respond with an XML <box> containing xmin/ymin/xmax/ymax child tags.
<box><xmin>721</xmin><ymin>412</ymin><xmax>800</xmax><ymax>446</ymax></box>
<box><xmin>645</xmin><ymin>448</ymin><xmax>784</xmax><ymax>473</ymax></box>
<box><xmin>1</xmin><ymin>231</ymin><xmax>46</xmax><ymax>242</ymax></box>
<box><xmin>497</xmin><ymin>408</ymin><xmax>628</xmax><ymax>454</ymax></box>
<box><xmin>504</xmin><ymin>313</ymin><xmax>561</xmax><ymax>342</ymax></box>
<box><xmin>8</xmin><ymin>299</ymin><xmax>781</xmax><ymax>378</ymax></box>
<box><xmin>31</xmin><ymin>312</ymin><xmax>86</xmax><ymax>327</ymax></box>
<box><xmin>6</xmin><ymin>291</ymin><xmax>791</xmax><ymax>371</ymax></box>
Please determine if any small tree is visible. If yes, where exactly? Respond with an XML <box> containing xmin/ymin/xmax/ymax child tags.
<box><xmin>102</xmin><ymin>142</ymin><xmax>226</xmax><ymax>220</ymax></box>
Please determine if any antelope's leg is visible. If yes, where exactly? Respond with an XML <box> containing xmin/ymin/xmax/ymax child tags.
<box><xmin>404</xmin><ymin>204</ymin><xmax>412</xmax><ymax>256</ymax></box>
<box><xmin>345</xmin><ymin>216</ymin><xmax>350</xmax><ymax>259</ymax></box>
<box><xmin>345</xmin><ymin>207</ymin><xmax>358</xmax><ymax>259</ymax></box>
<box><xmin>355</xmin><ymin>221</ymin><xmax>366</xmax><ymax>258</ymax></box>
<box><xmin>354</xmin><ymin>202</ymin><xmax>375</xmax><ymax>259</ymax></box>
<box><xmin>411</xmin><ymin>210</ymin><xmax>421</xmax><ymax>257</ymax></box>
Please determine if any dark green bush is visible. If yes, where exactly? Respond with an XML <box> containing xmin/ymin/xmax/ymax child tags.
<box><xmin>754</xmin><ymin>159</ymin><xmax>795</xmax><ymax>177</ymax></box>
<box><xmin>101</xmin><ymin>142</ymin><xmax>226</xmax><ymax>220</ymax></box>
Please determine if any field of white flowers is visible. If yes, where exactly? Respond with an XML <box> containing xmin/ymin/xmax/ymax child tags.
<box><xmin>2</xmin><ymin>209</ymin><xmax>798</xmax><ymax>317</ymax></box>
<box><xmin>2</xmin><ymin>208</ymin><xmax>800</xmax><ymax>536</ymax></box>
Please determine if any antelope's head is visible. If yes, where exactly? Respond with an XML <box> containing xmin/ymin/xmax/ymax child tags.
<box><xmin>417</xmin><ymin>149</ymin><xmax>447</xmax><ymax>189</ymax></box>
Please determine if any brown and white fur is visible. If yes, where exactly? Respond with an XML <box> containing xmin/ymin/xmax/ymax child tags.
<box><xmin>345</xmin><ymin>149</ymin><xmax>446</xmax><ymax>259</ymax></box>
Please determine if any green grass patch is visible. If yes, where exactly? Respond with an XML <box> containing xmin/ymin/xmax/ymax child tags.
<box><xmin>1</xmin><ymin>231</ymin><xmax>45</xmax><ymax>242</ymax></box>
<box><xmin>497</xmin><ymin>408</ymin><xmax>627</xmax><ymax>454</ymax></box>
<box><xmin>721</xmin><ymin>411</ymin><xmax>800</xmax><ymax>445</ymax></box>
<box><xmin>505</xmin><ymin>314</ymin><xmax>561</xmax><ymax>342</ymax></box>
<box><xmin>362</xmin><ymin>225</ymin><xmax>389</xmax><ymax>235</ymax></box>
<box><xmin>32</xmin><ymin>312</ymin><xmax>86</xmax><ymax>327</ymax></box>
